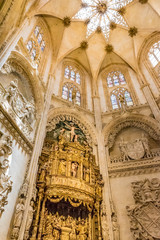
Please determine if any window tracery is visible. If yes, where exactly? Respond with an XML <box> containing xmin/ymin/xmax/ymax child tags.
<box><xmin>107</xmin><ymin>71</ymin><xmax>126</xmax><ymax>88</ymax></box>
<box><xmin>62</xmin><ymin>83</ymin><xmax>81</xmax><ymax>106</ymax></box>
<box><xmin>64</xmin><ymin>66</ymin><xmax>81</xmax><ymax>85</ymax></box>
<box><xmin>102</xmin><ymin>68</ymin><xmax>136</xmax><ymax>111</ymax></box>
<box><xmin>148</xmin><ymin>40</ymin><xmax>160</xmax><ymax>68</ymax></box>
<box><xmin>26</xmin><ymin>25</ymin><xmax>46</xmax><ymax>68</ymax></box>
<box><xmin>111</xmin><ymin>88</ymin><xmax>133</xmax><ymax>109</ymax></box>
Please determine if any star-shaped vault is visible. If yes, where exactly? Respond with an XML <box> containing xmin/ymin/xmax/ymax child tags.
<box><xmin>72</xmin><ymin>0</ymin><xmax>134</xmax><ymax>40</ymax></box>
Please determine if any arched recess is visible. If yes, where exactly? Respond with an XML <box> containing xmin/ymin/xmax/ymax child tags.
<box><xmin>103</xmin><ymin>114</ymin><xmax>160</xmax><ymax>149</ymax></box>
<box><xmin>138</xmin><ymin>31</ymin><xmax>160</xmax><ymax>91</ymax></box>
<box><xmin>4</xmin><ymin>51</ymin><xmax>44</xmax><ymax>115</ymax></box>
<box><xmin>47</xmin><ymin>107</ymin><xmax>98</xmax><ymax>147</ymax></box>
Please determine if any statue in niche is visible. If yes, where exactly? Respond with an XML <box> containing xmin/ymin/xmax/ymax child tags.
<box><xmin>11</xmin><ymin>198</ymin><xmax>25</xmax><ymax>239</ymax></box>
<box><xmin>58</xmin><ymin>160</ymin><xmax>66</xmax><ymax>175</ymax></box>
<box><xmin>0</xmin><ymin>158</ymin><xmax>12</xmax><ymax>217</ymax></box>
<box><xmin>71</xmin><ymin>162</ymin><xmax>78</xmax><ymax>177</ymax></box>
<box><xmin>101</xmin><ymin>203</ymin><xmax>109</xmax><ymax>240</ymax></box>
<box><xmin>24</xmin><ymin>200</ymin><xmax>35</xmax><ymax>239</ymax></box>
<box><xmin>77</xmin><ymin>219</ymin><xmax>88</xmax><ymax>240</ymax></box>
<box><xmin>83</xmin><ymin>167</ymin><xmax>90</xmax><ymax>183</ymax></box>
<box><xmin>0</xmin><ymin>133</ymin><xmax>12</xmax><ymax>157</ymax></box>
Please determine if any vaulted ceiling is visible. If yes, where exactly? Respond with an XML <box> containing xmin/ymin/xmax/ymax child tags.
<box><xmin>29</xmin><ymin>0</ymin><xmax>160</xmax><ymax>78</ymax></box>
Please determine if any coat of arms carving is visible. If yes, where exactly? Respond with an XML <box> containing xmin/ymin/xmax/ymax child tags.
<box><xmin>126</xmin><ymin>178</ymin><xmax>160</xmax><ymax>240</ymax></box>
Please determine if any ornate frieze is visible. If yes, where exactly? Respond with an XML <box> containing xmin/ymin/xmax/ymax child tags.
<box><xmin>127</xmin><ymin>178</ymin><xmax>160</xmax><ymax>240</ymax></box>
<box><xmin>0</xmin><ymin>131</ymin><xmax>13</xmax><ymax>217</ymax></box>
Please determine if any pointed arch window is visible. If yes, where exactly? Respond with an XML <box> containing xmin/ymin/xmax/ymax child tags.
<box><xmin>64</xmin><ymin>66</ymin><xmax>81</xmax><ymax>85</ymax></box>
<box><xmin>110</xmin><ymin>88</ymin><xmax>133</xmax><ymax>109</ymax></box>
<box><xmin>148</xmin><ymin>40</ymin><xmax>160</xmax><ymax>67</ymax></box>
<box><xmin>107</xmin><ymin>71</ymin><xmax>126</xmax><ymax>88</ymax></box>
<box><xmin>62</xmin><ymin>83</ymin><xmax>81</xmax><ymax>106</ymax></box>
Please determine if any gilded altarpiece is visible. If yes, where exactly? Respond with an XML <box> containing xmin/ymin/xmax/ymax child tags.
<box><xmin>30</xmin><ymin>120</ymin><xmax>103</xmax><ymax>240</ymax></box>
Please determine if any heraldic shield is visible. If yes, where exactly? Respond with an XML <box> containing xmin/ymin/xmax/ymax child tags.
<box><xmin>133</xmin><ymin>202</ymin><xmax>160</xmax><ymax>239</ymax></box>
<box><xmin>126</xmin><ymin>140</ymin><xmax>145</xmax><ymax>160</ymax></box>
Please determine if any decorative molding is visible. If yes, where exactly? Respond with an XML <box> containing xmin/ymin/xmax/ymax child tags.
<box><xmin>109</xmin><ymin>158</ymin><xmax>160</xmax><ymax>178</ymax></box>
<box><xmin>0</xmin><ymin>132</ymin><xmax>13</xmax><ymax>217</ymax></box>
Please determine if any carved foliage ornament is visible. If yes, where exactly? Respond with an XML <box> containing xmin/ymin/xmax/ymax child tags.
<box><xmin>0</xmin><ymin>131</ymin><xmax>13</xmax><ymax>217</ymax></box>
<box><xmin>127</xmin><ymin>178</ymin><xmax>160</xmax><ymax>240</ymax></box>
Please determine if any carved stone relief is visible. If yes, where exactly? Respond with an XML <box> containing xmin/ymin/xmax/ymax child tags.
<box><xmin>109</xmin><ymin>127</ymin><xmax>160</xmax><ymax>164</ymax></box>
<box><xmin>0</xmin><ymin>77</ymin><xmax>36</xmax><ymax>142</ymax></box>
<box><xmin>127</xmin><ymin>178</ymin><xmax>160</xmax><ymax>240</ymax></box>
<box><xmin>0</xmin><ymin>131</ymin><xmax>13</xmax><ymax>217</ymax></box>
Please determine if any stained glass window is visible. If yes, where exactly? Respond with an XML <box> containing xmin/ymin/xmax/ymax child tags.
<box><xmin>148</xmin><ymin>41</ymin><xmax>160</xmax><ymax>67</ymax></box>
<box><xmin>26</xmin><ymin>40</ymin><xmax>32</xmax><ymax>52</ymax></box>
<box><xmin>65</xmin><ymin>67</ymin><xmax>70</xmax><ymax>79</ymax></box>
<box><xmin>41</xmin><ymin>41</ymin><xmax>45</xmax><ymax>51</ymax></box>
<box><xmin>31</xmin><ymin>49</ymin><xmax>36</xmax><ymax>60</ymax></box>
<box><xmin>64</xmin><ymin>66</ymin><xmax>81</xmax><ymax>84</ymax></box>
<box><xmin>62</xmin><ymin>83</ymin><xmax>81</xmax><ymax>106</ymax></box>
<box><xmin>111</xmin><ymin>94</ymin><xmax>118</xmax><ymax>109</ymax></box>
<box><xmin>76</xmin><ymin>72</ymin><xmax>81</xmax><ymax>84</ymax></box>
<box><xmin>76</xmin><ymin>91</ymin><xmax>81</xmax><ymax>106</ymax></box>
<box><xmin>124</xmin><ymin>90</ymin><xmax>133</xmax><ymax>106</ymax></box>
<box><xmin>69</xmin><ymin>88</ymin><xmax>73</xmax><ymax>102</ymax></box>
<box><xmin>38</xmin><ymin>34</ymin><xmax>43</xmax><ymax>44</ymax></box>
<box><xmin>110</xmin><ymin>88</ymin><xmax>133</xmax><ymax>109</ymax></box>
<box><xmin>34</xmin><ymin>26</ymin><xmax>40</xmax><ymax>37</ymax></box>
<box><xmin>107</xmin><ymin>71</ymin><xmax>126</xmax><ymax>88</ymax></box>
<box><xmin>70</xmin><ymin>70</ymin><xmax>75</xmax><ymax>81</ymax></box>
<box><xmin>62</xmin><ymin>85</ymin><xmax>68</xmax><ymax>100</ymax></box>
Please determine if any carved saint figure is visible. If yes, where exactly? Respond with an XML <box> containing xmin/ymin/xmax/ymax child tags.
<box><xmin>58</xmin><ymin>160</ymin><xmax>66</xmax><ymax>175</ymax></box>
<box><xmin>77</xmin><ymin>220</ymin><xmax>88</xmax><ymax>240</ymax></box>
<box><xmin>71</xmin><ymin>162</ymin><xmax>78</xmax><ymax>177</ymax></box>
<box><xmin>13</xmin><ymin>198</ymin><xmax>25</xmax><ymax>227</ymax></box>
<box><xmin>25</xmin><ymin>201</ymin><xmax>35</xmax><ymax>231</ymax></box>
